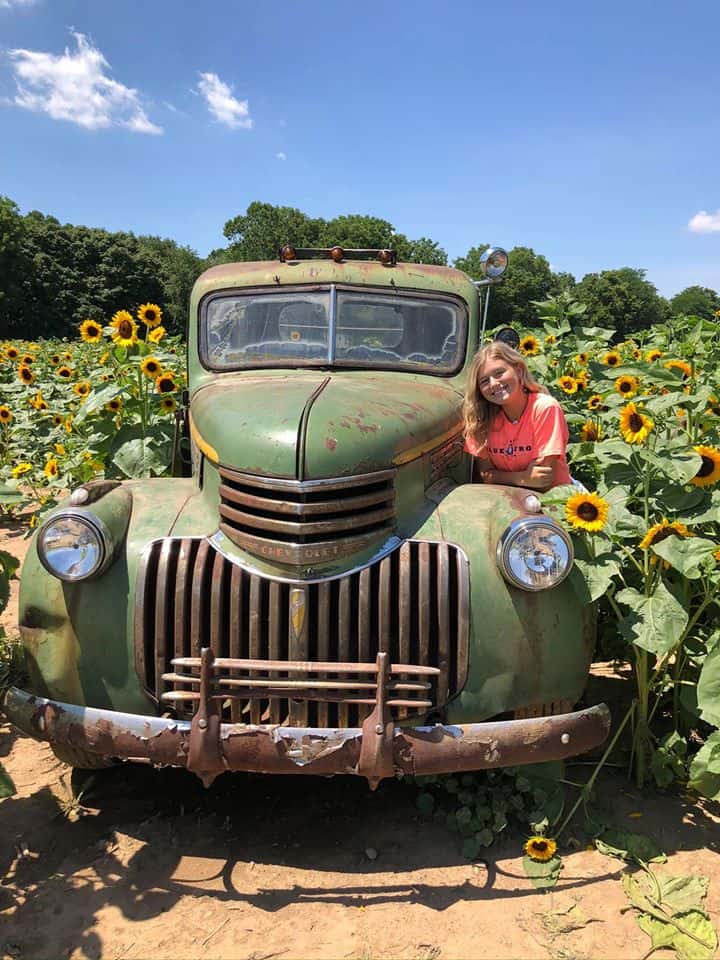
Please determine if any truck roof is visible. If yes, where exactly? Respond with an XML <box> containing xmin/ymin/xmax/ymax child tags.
<box><xmin>192</xmin><ymin>259</ymin><xmax>477</xmax><ymax>301</ymax></box>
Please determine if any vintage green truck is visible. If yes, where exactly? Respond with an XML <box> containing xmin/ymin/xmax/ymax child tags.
<box><xmin>3</xmin><ymin>246</ymin><xmax>609</xmax><ymax>787</ymax></box>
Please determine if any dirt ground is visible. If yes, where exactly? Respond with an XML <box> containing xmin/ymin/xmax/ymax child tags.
<box><xmin>2</xmin><ymin>520</ymin><xmax>720</xmax><ymax>960</ymax></box>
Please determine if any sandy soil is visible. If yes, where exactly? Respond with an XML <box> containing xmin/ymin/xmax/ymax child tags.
<box><xmin>2</xmin><ymin>520</ymin><xmax>719</xmax><ymax>960</ymax></box>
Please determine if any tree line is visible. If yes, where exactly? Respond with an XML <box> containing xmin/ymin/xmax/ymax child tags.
<box><xmin>1</xmin><ymin>196</ymin><xmax>718</xmax><ymax>340</ymax></box>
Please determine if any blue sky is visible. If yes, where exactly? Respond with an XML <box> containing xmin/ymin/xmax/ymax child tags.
<box><xmin>1</xmin><ymin>0</ymin><xmax>719</xmax><ymax>297</ymax></box>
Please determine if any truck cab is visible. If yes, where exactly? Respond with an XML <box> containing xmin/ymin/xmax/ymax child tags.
<box><xmin>4</xmin><ymin>246</ymin><xmax>609</xmax><ymax>787</ymax></box>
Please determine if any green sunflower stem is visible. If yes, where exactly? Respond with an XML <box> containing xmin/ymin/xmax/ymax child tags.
<box><xmin>555</xmin><ymin>699</ymin><xmax>636</xmax><ymax>841</ymax></box>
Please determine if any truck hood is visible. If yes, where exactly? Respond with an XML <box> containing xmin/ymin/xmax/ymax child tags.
<box><xmin>190</xmin><ymin>373</ymin><xmax>463</xmax><ymax>479</ymax></box>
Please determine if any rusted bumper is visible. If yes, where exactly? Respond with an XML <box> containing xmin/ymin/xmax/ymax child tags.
<box><xmin>3</xmin><ymin>685</ymin><xmax>611</xmax><ymax>787</ymax></box>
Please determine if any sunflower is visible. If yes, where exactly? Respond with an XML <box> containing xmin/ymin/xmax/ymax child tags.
<box><xmin>575</xmin><ymin>352</ymin><xmax>589</xmax><ymax>366</ymax></box>
<box><xmin>21</xmin><ymin>353</ymin><xmax>34</xmax><ymax>365</ymax></box>
<box><xmin>519</xmin><ymin>335</ymin><xmax>540</xmax><ymax>356</ymax></box>
<box><xmin>5</xmin><ymin>346</ymin><xmax>19</xmax><ymax>360</ymax></box>
<box><xmin>155</xmin><ymin>372</ymin><xmax>177</xmax><ymax>394</ymax></box>
<box><xmin>580</xmin><ymin>421</ymin><xmax>602</xmax><ymax>442</ymax></box>
<box><xmin>557</xmin><ymin>375</ymin><xmax>578</xmax><ymax>394</ymax></box>
<box><xmin>110</xmin><ymin>310</ymin><xmax>138</xmax><ymax>346</ymax></box>
<box><xmin>614</xmin><ymin>375</ymin><xmax>639</xmax><ymax>398</ymax></box>
<box><xmin>137</xmin><ymin>303</ymin><xmax>163</xmax><ymax>328</ymax></box>
<box><xmin>49</xmin><ymin>354</ymin><xmax>61</xmax><ymax>365</ymax></box>
<box><xmin>544</xmin><ymin>334</ymin><xmax>557</xmax><ymax>346</ymax></box>
<box><xmin>44</xmin><ymin>457</ymin><xmax>59</xmax><ymax>480</ymax></box>
<box><xmin>106</xmin><ymin>397</ymin><xmax>122</xmax><ymax>413</ymax></box>
<box><xmin>51</xmin><ymin>414</ymin><xmax>63</xmax><ymax>426</ymax></box>
<box><xmin>64</xmin><ymin>352</ymin><xmax>73</xmax><ymax>361</ymax></box>
<box><xmin>565</xmin><ymin>491</ymin><xmax>609</xmax><ymax>532</ymax></box>
<box><xmin>690</xmin><ymin>446</ymin><xmax>720</xmax><ymax>487</ymax></box>
<box><xmin>79</xmin><ymin>318</ymin><xmax>104</xmax><ymax>343</ymax></box>
<box><xmin>524</xmin><ymin>836</ymin><xmax>557</xmax><ymax>862</ymax></box>
<box><xmin>18</xmin><ymin>364</ymin><xmax>35</xmax><ymax>385</ymax></box>
<box><xmin>714</xmin><ymin>547</ymin><xmax>720</xmax><ymax>564</ymax></box>
<box><xmin>619</xmin><ymin>402</ymin><xmax>653</xmax><ymax>444</ymax></box>
<box><xmin>30</xmin><ymin>392</ymin><xmax>47</xmax><ymax>411</ymax></box>
<box><xmin>587</xmin><ymin>394</ymin><xmax>604</xmax><ymax>411</ymax></box>
<box><xmin>575</xmin><ymin>370</ymin><xmax>590</xmax><ymax>389</ymax></box>
<box><xmin>148</xmin><ymin>325</ymin><xmax>166</xmax><ymax>344</ymax></box>
<box><xmin>646</xmin><ymin>349</ymin><xmax>663</xmax><ymax>362</ymax></box>
<box><xmin>707</xmin><ymin>396</ymin><xmax>720</xmax><ymax>417</ymax></box>
<box><xmin>57</xmin><ymin>365</ymin><xmax>73</xmax><ymax>379</ymax></box>
<box><xmin>631</xmin><ymin>348</ymin><xmax>642</xmax><ymax>360</ymax></box>
<box><xmin>11</xmin><ymin>462</ymin><xmax>32</xmax><ymax>478</ymax></box>
<box><xmin>160</xmin><ymin>396</ymin><xmax>177</xmax><ymax>413</ymax></box>
<box><xmin>64</xmin><ymin>416</ymin><xmax>73</xmax><ymax>434</ymax></box>
<box><xmin>140</xmin><ymin>356</ymin><xmax>163</xmax><ymax>379</ymax></box>
<box><xmin>0</xmin><ymin>406</ymin><xmax>13</xmax><ymax>424</ymax></box>
<box><xmin>602</xmin><ymin>351</ymin><xmax>622</xmax><ymax>367</ymax></box>
<box><xmin>54</xmin><ymin>443</ymin><xmax>66</xmax><ymax>456</ymax></box>
<box><xmin>664</xmin><ymin>359</ymin><xmax>692</xmax><ymax>380</ymax></box>
<box><xmin>639</xmin><ymin>519</ymin><xmax>693</xmax><ymax>551</ymax></box>
<box><xmin>73</xmin><ymin>381</ymin><xmax>91</xmax><ymax>398</ymax></box>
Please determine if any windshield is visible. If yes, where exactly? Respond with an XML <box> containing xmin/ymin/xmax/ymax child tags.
<box><xmin>203</xmin><ymin>287</ymin><xmax>465</xmax><ymax>373</ymax></box>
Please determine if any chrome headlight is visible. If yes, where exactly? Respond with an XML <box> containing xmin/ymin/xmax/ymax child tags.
<box><xmin>37</xmin><ymin>509</ymin><xmax>113</xmax><ymax>582</ymax></box>
<box><xmin>496</xmin><ymin>517</ymin><xmax>573</xmax><ymax>592</ymax></box>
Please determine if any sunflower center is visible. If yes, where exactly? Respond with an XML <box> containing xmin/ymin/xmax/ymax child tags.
<box><xmin>629</xmin><ymin>413</ymin><xmax>643</xmax><ymax>432</ymax></box>
<box><xmin>698</xmin><ymin>456</ymin><xmax>715</xmax><ymax>478</ymax></box>
<box><xmin>620</xmin><ymin>382</ymin><xmax>631</xmax><ymax>392</ymax></box>
<box><xmin>577</xmin><ymin>502</ymin><xmax>599</xmax><ymax>521</ymax></box>
<box><xmin>531</xmin><ymin>840</ymin><xmax>548</xmax><ymax>852</ymax></box>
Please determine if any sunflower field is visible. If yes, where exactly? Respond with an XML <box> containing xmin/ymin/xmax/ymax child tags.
<box><xmin>0</xmin><ymin>304</ymin><xmax>185</xmax><ymax>522</ymax></box>
<box><xmin>518</xmin><ymin>297</ymin><xmax>720</xmax><ymax>797</ymax></box>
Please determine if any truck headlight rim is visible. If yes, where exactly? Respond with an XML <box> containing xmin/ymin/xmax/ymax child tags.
<box><xmin>496</xmin><ymin>516</ymin><xmax>573</xmax><ymax>592</ymax></box>
<box><xmin>37</xmin><ymin>508</ymin><xmax>113</xmax><ymax>582</ymax></box>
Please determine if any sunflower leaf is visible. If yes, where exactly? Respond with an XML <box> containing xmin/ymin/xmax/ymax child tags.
<box><xmin>637</xmin><ymin>910</ymin><xmax>717</xmax><ymax>960</ymax></box>
<box><xmin>652</xmin><ymin>537</ymin><xmax>718</xmax><ymax>580</ymax></box>
<box><xmin>522</xmin><ymin>854</ymin><xmax>562</xmax><ymax>889</ymax></box>
<box><xmin>615</xmin><ymin>582</ymin><xmax>688</xmax><ymax>656</ymax></box>
<box><xmin>595</xmin><ymin>828</ymin><xmax>666</xmax><ymax>863</ymax></box>
<box><xmin>574</xmin><ymin>555</ymin><xmax>621</xmax><ymax>602</ymax></box>
<box><xmin>72</xmin><ymin>383</ymin><xmax>125</xmax><ymax>425</ymax></box>
<box><xmin>697</xmin><ymin>650</ymin><xmax>720</xmax><ymax>731</ymax></box>
<box><xmin>688</xmin><ymin>732</ymin><xmax>720</xmax><ymax>800</ymax></box>
<box><xmin>646</xmin><ymin>449</ymin><xmax>703</xmax><ymax>485</ymax></box>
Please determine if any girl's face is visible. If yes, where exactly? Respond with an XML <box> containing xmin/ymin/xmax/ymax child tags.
<box><xmin>476</xmin><ymin>357</ymin><xmax>523</xmax><ymax>406</ymax></box>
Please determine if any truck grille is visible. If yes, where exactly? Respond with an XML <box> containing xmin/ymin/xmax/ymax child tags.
<box><xmin>135</xmin><ymin>538</ymin><xmax>469</xmax><ymax>727</ymax></box>
<box><xmin>217</xmin><ymin>467</ymin><xmax>396</xmax><ymax>564</ymax></box>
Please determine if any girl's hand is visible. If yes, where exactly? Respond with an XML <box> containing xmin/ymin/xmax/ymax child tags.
<box><xmin>479</xmin><ymin>469</ymin><xmax>496</xmax><ymax>483</ymax></box>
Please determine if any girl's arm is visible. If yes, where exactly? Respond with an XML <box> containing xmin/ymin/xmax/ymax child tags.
<box><xmin>479</xmin><ymin>455</ymin><xmax>560</xmax><ymax>491</ymax></box>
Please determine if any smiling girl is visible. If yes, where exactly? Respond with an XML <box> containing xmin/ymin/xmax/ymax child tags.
<box><xmin>463</xmin><ymin>341</ymin><xmax>572</xmax><ymax>490</ymax></box>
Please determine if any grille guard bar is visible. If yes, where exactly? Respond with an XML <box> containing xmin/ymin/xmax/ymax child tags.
<box><xmin>3</xmin><ymin>680</ymin><xmax>611</xmax><ymax>789</ymax></box>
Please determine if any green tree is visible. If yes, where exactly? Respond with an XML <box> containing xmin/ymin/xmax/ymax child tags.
<box><xmin>575</xmin><ymin>268</ymin><xmax>669</xmax><ymax>339</ymax></box>
<box><xmin>393</xmin><ymin>234</ymin><xmax>447</xmax><ymax>265</ymax></box>
<box><xmin>0</xmin><ymin>196</ymin><xmax>30</xmax><ymax>333</ymax></box>
<box><xmin>317</xmin><ymin>214</ymin><xmax>394</xmax><ymax>249</ymax></box>
<box><xmin>137</xmin><ymin>236</ymin><xmax>203</xmax><ymax>333</ymax></box>
<box><xmin>223</xmin><ymin>201</ymin><xmax>322</xmax><ymax>260</ymax></box>
<box><xmin>669</xmin><ymin>285</ymin><xmax>720</xmax><ymax>319</ymax></box>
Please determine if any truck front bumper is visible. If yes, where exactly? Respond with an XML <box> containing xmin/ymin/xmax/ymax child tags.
<box><xmin>3</xmin><ymin>685</ymin><xmax>611</xmax><ymax>787</ymax></box>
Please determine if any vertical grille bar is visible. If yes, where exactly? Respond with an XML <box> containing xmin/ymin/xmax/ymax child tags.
<box><xmin>174</xmin><ymin>539</ymin><xmax>194</xmax><ymax>666</ymax></box>
<box><xmin>418</xmin><ymin>541</ymin><xmax>431</xmax><ymax>669</ymax></box>
<box><xmin>456</xmin><ymin>549</ymin><xmax>470</xmax><ymax>689</ymax></box>
<box><xmin>153</xmin><ymin>539</ymin><xmax>174</xmax><ymax>701</ymax></box>
<box><xmin>436</xmin><ymin>543</ymin><xmax>451</xmax><ymax>704</ymax></box>
<box><xmin>378</xmin><ymin>554</ymin><xmax>391</xmax><ymax>653</ymax></box>
<box><xmin>288</xmin><ymin>587</ymin><xmax>309</xmax><ymax>727</ymax></box>
<box><xmin>248</xmin><ymin>575</ymin><xmax>262</xmax><ymax>724</ymax></box>
<box><xmin>209</xmin><ymin>549</ymin><xmax>225</xmax><ymax>653</ymax></box>
<box><xmin>190</xmin><ymin>540</ymin><xmax>211</xmax><ymax>658</ymax></box>
<box><xmin>268</xmin><ymin>581</ymin><xmax>283</xmax><ymax>723</ymax></box>
<box><xmin>316</xmin><ymin>582</ymin><xmax>331</xmax><ymax>727</ymax></box>
<box><xmin>337</xmin><ymin>578</ymin><xmax>351</xmax><ymax>727</ymax></box>
<box><xmin>228</xmin><ymin>564</ymin><xmax>244</xmax><ymax>722</ymax></box>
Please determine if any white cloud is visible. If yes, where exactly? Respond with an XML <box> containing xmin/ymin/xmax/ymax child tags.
<box><xmin>688</xmin><ymin>209</ymin><xmax>720</xmax><ymax>233</ymax></box>
<box><xmin>276</xmin><ymin>151</ymin><xmax>286</xmax><ymax>161</ymax></box>
<box><xmin>0</xmin><ymin>0</ymin><xmax>39</xmax><ymax>9</ymax></box>
<box><xmin>7</xmin><ymin>31</ymin><xmax>162</xmax><ymax>133</ymax></box>
<box><xmin>197</xmin><ymin>71</ymin><xmax>252</xmax><ymax>129</ymax></box>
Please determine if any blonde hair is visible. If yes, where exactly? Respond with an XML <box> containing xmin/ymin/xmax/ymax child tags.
<box><xmin>463</xmin><ymin>341</ymin><xmax>547</xmax><ymax>450</ymax></box>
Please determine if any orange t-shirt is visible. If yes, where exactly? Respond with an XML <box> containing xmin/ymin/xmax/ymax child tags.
<box><xmin>464</xmin><ymin>391</ymin><xmax>572</xmax><ymax>486</ymax></box>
